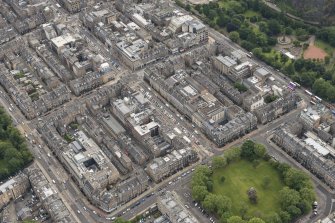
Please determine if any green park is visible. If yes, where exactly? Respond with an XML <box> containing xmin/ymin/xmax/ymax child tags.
<box><xmin>212</xmin><ymin>159</ymin><xmax>283</xmax><ymax>217</ymax></box>
<box><xmin>177</xmin><ymin>0</ymin><xmax>335</xmax><ymax>102</ymax></box>
<box><xmin>191</xmin><ymin>140</ymin><xmax>317</xmax><ymax>223</ymax></box>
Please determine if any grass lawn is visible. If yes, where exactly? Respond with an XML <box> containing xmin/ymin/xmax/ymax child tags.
<box><xmin>315</xmin><ymin>39</ymin><xmax>334</xmax><ymax>57</ymax></box>
<box><xmin>218</xmin><ymin>0</ymin><xmax>241</xmax><ymax>9</ymax></box>
<box><xmin>212</xmin><ymin>160</ymin><xmax>284</xmax><ymax>217</ymax></box>
<box><xmin>244</xmin><ymin>10</ymin><xmax>260</xmax><ymax>18</ymax></box>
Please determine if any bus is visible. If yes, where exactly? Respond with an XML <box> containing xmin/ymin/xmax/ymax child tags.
<box><xmin>289</xmin><ymin>82</ymin><xmax>297</xmax><ymax>88</ymax></box>
<box><xmin>305</xmin><ymin>90</ymin><xmax>313</xmax><ymax>96</ymax></box>
<box><xmin>310</xmin><ymin>100</ymin><xmax>316</xmax><ymax>105</ymax></box>
<box><xmin>315</xmin><ymin>96</ymin><xmax>322</xmax><ymax>103</ymax></box>
<box><xmin>287</xmin><ymin>85</ymin><xmax>295</xmax><ymax>91</ymax></box>
<box><xmin>288</xmin><ymin>82</ymin><xmax>296</xmax><ymax>90</ymax></box>
<box><xmin>293</xmin><ymin>82</ymin><xmax>301</xmax><ymax>88</ymax></box>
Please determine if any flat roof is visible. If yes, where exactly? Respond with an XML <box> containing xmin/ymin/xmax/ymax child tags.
<box><xmin>51</xmin><ymin>34</ymin><xmax>76</xmax><ymax>48</ymax></box>
<box><xmin>305</xmin><ymin>137</ymin><xmax>330</xmax><ymax>156</ymax></box>
<box><xmin>103</xmin><ymin>115</ymin><xmax>126</xmax><ymax>134</ymax></box>
<box><xmin>216</xmin><ymin>55</ymin><xmax>237</xmax><ymax>67</ymax></box>
<box><xmin>134</xmin><ymin>121</ymin><xmax>159</xmax><ymax>136</ymax></box>
<box><xmin>0</xmin><ymin>178</ymin><xmax>16</xmax><ymax>193</ymax></box>
<box><xmin>255</xmin><ymin>67</ymin><xmax>270</xmax><ymax>76</ymax></box>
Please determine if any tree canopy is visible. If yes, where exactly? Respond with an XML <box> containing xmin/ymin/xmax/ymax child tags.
<box><xmin>0</xmin><ymin>107</ymin><xmax>33</xmax><ymax>180</ymax></box>
<box><xmin>191</xmin><ymin>140</ymin><xmax>316</xmax><ymax>223</ymax></box>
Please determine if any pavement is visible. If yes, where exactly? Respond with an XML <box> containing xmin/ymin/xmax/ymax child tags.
<box><xmin>262</xmin><ymin>0</ymin><xmax>320</xmax><ymax>25</ymax></box>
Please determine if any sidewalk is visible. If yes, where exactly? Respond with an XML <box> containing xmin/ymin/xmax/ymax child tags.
<box><xmin>267</xmin><ymin>135</ymin><xmax>334</xmax><ymax>195</ymax></box>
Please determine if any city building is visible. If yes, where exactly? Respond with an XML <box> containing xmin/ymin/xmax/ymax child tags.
<box><xmin>158</xmin><ymin>191</ymin><xmax>200</xmax><ymax>223</ymax></box>
<box><xmin>62</xmin><ymin>131</ymin><xmax>120</xmax><ymax>196</ymax></box>
<box><xmin>0</xmin><ymin>174</ymin><xmax>30</xmax><ymax>210</ymax></box>
<box><xmin>27</xmin><ymin>167</ymin><xmax>75</xmax><ymax>222</ymax></box>
<box><xmin>272</xmin><ymin>126</ymin><xmax>335</xmax><ymax>189</ymax></box>
<box><xmin>253</xmin><ymin>93</ymin><xmax>298</xmax><ymax>124</ymax></box>
<box><xmin>59</xmin><ymin>0</ymin><xmax>82</xmax><ymax>13</ymax></box>
<box><xmin>213</xmin><ymin>55</ymin><xmax>237</xmax><ymax>75</ymax></box>
<box><xmin>146</xmin><ymin>147</ymin><xmax>198</xmax><ymax>182</ymax></box>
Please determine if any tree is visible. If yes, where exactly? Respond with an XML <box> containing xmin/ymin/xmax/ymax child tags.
<box><xmin>224</xmin><ymin>147</ymin><xmax>241</xmax><ymax>163</ymax></box>
<box><xmin>265</xmin><ymin>213</ymin><xmax>282</xmax><ymax>223</ymax></box>
<box><xmin>241</xmin><ymin>140</ymin><xmax>257</xmax><ymax>161</ymax></box>
<box><xmin>228</xmin><ymin>216</ymin><xmax>246</xmax><ymax>223</ymax></box>
<box><xmin>212</xmin><ymin>156</ymin><xmax>227</xmax><ymax>169</ymax></box>
<box><xmin>207</xmin><ymin>180</ymin><xmax>213</xmax><ymax>192</ymax></box>
<box><xmin>217</xmin><ymin>15</ymin><xmax>229</xmax><ymax>28</ymax></box>
<box><xmin>229</xmin><ymin>31</ymin><xmax>240</xmax><ymax>43</ymax></box>
<box><xmin>234</xmin><ymin>82</ymin><xmax>248</xmax><ymax>92</ymax></box>
<box><xmin>0</xmin><ymin>167</ymin><xmax>9</xmax><ymax>179</ymax></box>
<box><xmin>220</xmin><ymin>176</ymin><xmax>226</xmax><ymax>183</ymax></box>
<box><xmin>284</xmin><ymin>63</ymin><xmax>295</xmax><ymax>76</ymax></box>
<box><xmin>285</xmin><ymin>27</ymin><xmax>293</xmax><ymax>35</ymax></box>
<box><xmin>313</xmin><ymin>78</ymin><xmax>335</xmax><ymax>101</ymax></box>
<box><xmin>284</xmin><ymin>168</ymin><xmax>312</xmax><ymax>191</ymax></box>
<box><xmin>278</xmin><ymin>187</ymin><xmax>301</xmax><ymax>209</ymax></box>
<box><xmin>192</xmin><ymin>165</ymin><xmax>211</xmax><ymax>187</ymax></box>
<box><xmin>221</xmin><ymin>211</ymin><xmax>233</xmax><ymax>223</ymax></box>
<box><xmin>254</xmin><ymin>143</ymin><xmax>266</xmax><ymax>158</ymax></box>
<box><xmin>252</xmin><ymin>48</ymin><xmax>263</xmax><ymax>58</ymax></box>
<box><xmin>268</xmin><ymin>36</ymin><xmax>277</xmax><ymax>46</ymax></box>
<box><xmin>264</xmin><ymin>94</ymin><xmax>279</xmax><ymax>104</ymax></box>
<box><xmin>258</xmin><ymin>21</ymin><xmax>268</xmax><ymax>33</ymax></box>
<box><xmin>216</xmin><ymin>195</ymin><xmax>232</xmax><ymax>215</ymax></box>
<box><xmin>247</xmin><ymin>187</ymin><xmax>258</xmax><ymax>204</ymax></box>
<box><xmin>203</xmin><ymin>193</ymin><xmax>218</xmax><ymax>213</ymax></box>
<box><xmin>286</xmin><ymin>205</ymin><xmax>301</xmax><ymax>218</ymax></box>
<box><xmin>256</xmin><ymin>33</ymin><xmax>268</xmax><ymax>46</ymax></box>
<box><xmin>227</xmin><ymin>22</ymin><xmax>239</xmax><ymax>32</ymax></box>
<box><xmin>0</xmin><ymin>107</ymin><xmax>32</xmax><ymax>180</ymax></box>
<box><xmin>267</xmin><ymin>20</ymin><xmax>281</xmax><ymax>35</ymax></box>
<box><xmin>208</xmin><ymin>9</ymin><xmax>217</xmax><ymax>20</ymax></box>
<box><xmin>191</xmin><ymin>173</ymin><xmax>207</xmax><ymax>188</ymax></box>
<box><xmin>192</xmin><ymin>185</ymin><xmax>209</xmax><ymax>202</ymax></box>
<box><xmin>239</xmin><ymin>27</ymin><xmax>253</xmax><ymax>40</ymax></box>
<box><xmin>194</xmin><ymin>4</ymin><xmax>202</xmax><ymax>12</ymax></box>
<box><xmin>299</xmin><ymin>187</ymin><xmax>316</xmax><ymax>203</ymax></box>
<box><xmin>248</xmin><ymin>218</ymin><xmax>265</xmax><ymax>223</ymax></box>
<box><xmin>297</xmin><ymin>199</ymin><xmax>312</xmax><ymax>214</ymax></box>
<box><xmin>241</xmin><ymin>40</ymin><xmax>256</xmax><ymax>51</ymax></box>
<box><xmin>238</xmin><ymin>202</ymin><xmax>248</xmax><ymax>218</ymax></box>
<box><xmin>279</xmin><ymin>211</ymin><xmax>291</xmax><ymax>223</ymax></box>
<box><xmin>276</xmin><ymin>163</ymin><xmax>291</xmax><ymax>177</ymax></box>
